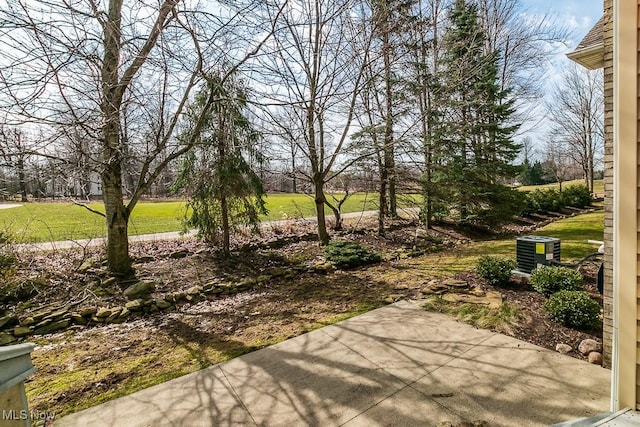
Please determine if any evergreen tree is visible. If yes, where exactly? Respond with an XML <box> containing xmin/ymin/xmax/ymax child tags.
<box><xmin>439</xmin><ymin>0</ymin><xmax>522</xmax><ymax>225</ymax></box>
<box><xmin>174</xmin><ymin>72</ymin><xmax>267</xmax><ymax>253</ymax></box>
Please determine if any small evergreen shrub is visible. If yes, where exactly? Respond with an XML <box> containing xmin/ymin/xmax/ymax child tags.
<box><xmin>560</xmin><ymin>185</ymin><xmax>592</xmax><ymax>208</ymax></box>
<box><xmin>476</xmin><ymin>256</ymin><xmax>516</xmax><ymax>287</ymax></box>
<box><xmin>324</xmin><ymin>241</ymin><xmax>381</xmax><ymax>269</ymax></box>
<box><xmin>527</xmin><ymin>189</ymin><xmax>562</xmax><ymax>213</ymax></box>
<box><xmin>545</xmin><ymin>290</ymin><xmax>601</xmax><ymax>328</ymax></box>
<box><xmin>530</xmin><ymin>265</ymin><xmax>583</xmax><ymax>296</ymax></box>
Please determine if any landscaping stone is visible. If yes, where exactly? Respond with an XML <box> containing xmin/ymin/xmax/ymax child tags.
<box><xmin>124</xmin><ymin>281</ymin><xmax>155</xmax><ymax>300</ymax></box>
<box><xmin>95</xmin><ymin>307</ymin><xmax>111</xmax><ymax>318</ymax></box>
<box><xmin>311</xmin><ymin>261</ymin><xmax>333</xmax><ymax>273</ymax></box>
<box><xmin>13</xmin><ymin>326</ymin><xmax>32</xmax><ymax>337</ymax></box>
<box><xmin>71</xmin><ymin>313</ymin><xmax>88</xmax><ymax>326</ymax></box>
<box><xmin>169</xmin><ymin>249</ymin><xmax>189</xmax><ymax>259</ymax></box>
<box><xmin>125</xmin><ymin>299</ymin><xmax>144</xmax><ymax>311</ymax></box>
<box><xmin>106</xmin><ymin>308</ymin><xmax>123</xmax><ymax>323</ymax></box>
<box><xmin>588</xmin><ymin>352</ymin><xmax>603</xmax><ymax>365</ymax></box>
<box><xmin>42</xmin><ymin>308</ymin><xmax>70</xmax><ymax>322</ymax></box>
<box><xmin>91</xmin><ymin>316</ymin><xmax>105</xmax><ymax>323</ymax></box>
<box><xmin>80</xmin><ymin>307</ymin><xmax>97</xmax><ymax>317</ymax></box>
<box><xmin>164</xmin><ymin>292</ymin><xmax>186</xmax><ymax>302</ymax></box>
<box><xmin>118</xmin><ymin>308</ymin><xmax>130</xmax><ymax>319</ymax></box>
<box><xmin>135</xmin><ymin>256</ymin><xmax>155</xmax><ymax>263</ymax></box>
<box><xmin>578</xmin><ymin>339</ymin><xmax>601</xmax><ymax>356</ymax></box>
<box><xmin>186</xmin><ymin>285</ymin><xmax>202</xmax><ymax>296</ymax></box>
<box><xmin>440</xmin><ymin>278</ymin><xmax>469</xmax><ymax>289</ymax></box>
<box><xmin>0</xmin><ymin>332</ymin><xmax>16</xmax><ymax>345</ymax></box>
<box><xmin>148</xmin><ymin>305</ymin><xmax>159</xmax><ymax>314</ymax></box>
<box><xmin>0</xmin><ymin>314</ymin><xmax>18</xmax><ymax>330</ymax></box>
<box><xmin>34</xmin><ymin>319</ymin><xmax>69</xmax><ymax>335</ymax></box>
<box><xmin>155</xmin><ymin>300</ymin><xmax>172</xmax><ymax>310</ymax></box>
<box><xmin>555</xmin><ymin>343</ymin><xmax>573</xmax><ymax>354</ymax></box>
<box><xmin>34</xmin><ymin>319</ymin><xmax>52</xmax><ymax>329</ymax></box>
<box><xmin>385</xmin><ymin>294</ymin><xmax>405</xmax><ymax>303</ymax></box>
<box><xmin>20</xmin><ymin>317</ymin><xmax>35</xmax><ymax>327</ymax></box>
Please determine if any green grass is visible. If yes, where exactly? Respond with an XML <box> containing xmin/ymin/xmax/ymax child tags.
<box><xmin>518</xmin><ymin>179</ymin><xmax>604</xmax><ymax>194</ymax></box>
<box><xmin>394</xmin><ymin>210</ymin><xmax>604</xmax><ymax>279</ymax></box>
<box><xmin>0</xmin><ymin>193</ymin><xmax>420</xmax><ymax>243</ymax></box>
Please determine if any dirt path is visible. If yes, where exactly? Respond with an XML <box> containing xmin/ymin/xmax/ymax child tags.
<box><xmin>0</xmin><ymin>203</ymin><xmax>22</xmax><ymax>210</ymax></box>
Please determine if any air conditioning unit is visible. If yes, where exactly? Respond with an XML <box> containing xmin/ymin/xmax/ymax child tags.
<box><xmin>516</xmin><ymin>236</ymin><xmax>561</xmax><ymax>274</ymax></box>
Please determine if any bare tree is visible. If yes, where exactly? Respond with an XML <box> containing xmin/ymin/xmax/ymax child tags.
<box><xmin>547</xmin><ymin>64</ymin><xmax>603</xmax><ymax>193</ymax></box>
<box><xmin>0</xmin><ymin>127</ymin><xmax>32</xmax><ymax>202</ymax></box>
<box><xmin>259</xmin><ymin>0</ymin><xmax>374</xmax><ymax>244</ymax></box>
<box><xmin>543</xmin><ymin>137</ymin><xmax>573</xmax><ymax>191</ymax></box>
<box><xmin>0</xmin><ymin>0</ymin><xmax>285</xmax><ymax>274</ymax></box>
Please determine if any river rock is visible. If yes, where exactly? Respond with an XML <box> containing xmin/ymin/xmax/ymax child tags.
<box><xmin>588</xmin><ymin>352</ymin><xmax>603</xmax><ymax>365</ymax></box>
<box><xmin>578</xmin><ymin>339</ymin><xmax>602</xmax><ymax>355</ymax></box>
<box><xmin>555</xmin><ymin>343</ymin><xmax>572</xmax><ymax>354</ymax></box>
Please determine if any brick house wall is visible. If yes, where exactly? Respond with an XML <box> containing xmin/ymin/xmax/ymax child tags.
<box><xmin>602</xmin><ymin>0</ymin><xmax>613</xmax><ymax>369</ymax></box>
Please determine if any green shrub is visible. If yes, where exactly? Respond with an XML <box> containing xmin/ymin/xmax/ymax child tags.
<box><xmin>545</xmin><ymin>290</ymin><xmax>601</xmax><ymax>328</ymax></box>
<box><xmin>324</xmin><ymin>241</ymin><xmax>381</xmax><ymax>269</ymax></box>
<box><xmin>527</xmin><ymin>189</ymin><xmax>562</xmax><ymax>213</ymax></box>
<box><xmin>476</xmin><ymin>256</ymin><xmax>516</xmax><ymax>287</ymax></box>
<box><xmin>560</xmin><ymin>185</ymin><xmax>592</xmax><ymax>208</ymax></box>
<box><xmin>530</xmin><ymin>265</ymin><xmax>583</xmax><ymax>296</ymax></box>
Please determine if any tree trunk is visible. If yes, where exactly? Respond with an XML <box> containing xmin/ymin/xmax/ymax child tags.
<box><xmin>17</xmin><ymin>157</ymin><xmax>27</xmax><ymax>202</ymax></box>
<box><xmin>378</xmin><ymin>169</ymin><xmax>387</xmax><ymax>236</ymax></box>
<box><xmin>103</xmin><ymin>163</ymin><xmax>132</xmax><ymax>275</ymax></box>
<box><xmin>313</xmin><ymin>175</ymin><xmax>329</xmax><ymax>244</ymax></box>
<box><xmin>383</xmin><ymin>24</ymin><xmax>396</xmax><ymax>218</ymax></box>
<box><xmin>221</xmin><ymin>194</ymin><xmax>230</xmax><ymax>253</ymax></box>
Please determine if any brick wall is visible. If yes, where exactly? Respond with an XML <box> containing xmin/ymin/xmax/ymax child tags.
<box><xmin>602</xmin><ymin>0</ymin><xmax>613</xmax><ymax>368</ymax></box>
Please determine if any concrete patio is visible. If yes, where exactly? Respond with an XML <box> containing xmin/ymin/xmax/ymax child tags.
<box><xmin>55</xmin><ymin>300</ymin><xmax>610</xmax><ymax>426</ymax></box>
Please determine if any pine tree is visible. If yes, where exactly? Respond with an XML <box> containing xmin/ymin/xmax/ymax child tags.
<box><xmin>439</xmin><ymin>0</ymin><xmax>522</xmax><ymax>225</ymax></box>
<box><xmin>174</xmin><ymin>72</ymin><xmax>267</xmax><ymax>253</ymax></box>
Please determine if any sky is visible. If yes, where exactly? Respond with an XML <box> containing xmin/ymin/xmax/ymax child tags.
<box><xmin>515</xmin><ymin>0</ymin><xmax>603</xmax><ymax>156</ymax></box>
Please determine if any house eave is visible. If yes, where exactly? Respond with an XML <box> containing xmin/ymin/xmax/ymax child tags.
<box><xmin>566</xmin><ymin>43</ymin><xmax>605</xmax><ymax>69</ymax></box>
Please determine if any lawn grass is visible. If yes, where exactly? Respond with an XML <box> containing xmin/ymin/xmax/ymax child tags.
<box><xmin>0</xmin><ymin>193</ymin><xmax>420</xmax><ymax>243</ymax></box>
<box><xmin>379</xmin><ymin>210</ymin><xmax>604</xmax><ymax>281</ymax></box>
<box><xmin>518</xmin><ymin>179</ymin><xmax>604</xmax><ymax>193</ymax></box>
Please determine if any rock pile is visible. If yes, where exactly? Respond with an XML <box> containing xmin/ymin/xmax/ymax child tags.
<box><xmin>0</xmin><ymin>273</ymin><xmax>282</xmax><ymax>345</ymax></box>
<box><xmin>554</xmin><ymin>338</ymin><xmax>603</xmax><ymax>365</ymax></box>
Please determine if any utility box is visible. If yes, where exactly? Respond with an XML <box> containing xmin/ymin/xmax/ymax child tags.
<box><xmin>516</xmin><ymin>236</ymin><xmax>561</xmax><ymax>274</ymax></box>
<box><xmin>0</xmin><ymin>343</ymin><xmax>37</xmax><ymax>427</ymax></box>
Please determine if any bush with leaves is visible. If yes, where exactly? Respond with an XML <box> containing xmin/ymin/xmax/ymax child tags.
<box><xmin>545</xmin><ymin>290</ymin><xmax>601</xmax><ymax>329</ymax></box>
<box><xmin>476</xmin><ymin>256</ymin><xmax>516</xmax><ymax>287</ymax></box>
<box><xmin>560</xmin><ymin>185</ymin><xmax>592</xmax><ymax>208</ymax></box>
<box><xmin>324</xmin><ymin>241</ymin><xmax>381</xmax><ymax>269</ymax></box>
<box><xmin>530</xmin><ymin>265</ymin><xmax>583</xmax><ymax>296</ymax></box>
